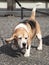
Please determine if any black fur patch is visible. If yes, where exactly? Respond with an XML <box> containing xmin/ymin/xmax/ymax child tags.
<box><xmin>28</xmin><ymin>20</ymin><xmax>36</xmax><ymax>29</ymax></box>
<box><xmin>21</xmin><ymin>19</ymin><xmax>36</xmax><ymax>29</ymax></box>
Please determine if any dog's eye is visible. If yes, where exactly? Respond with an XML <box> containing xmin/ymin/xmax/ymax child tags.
<box><xmin>19</xmin><ymin>37</ymin><xmax>22</xmax><ymax>40</ymax></box>
<box><xmin>25</xmin><ymin>37</ymin><xmax>27</xmax><ymax>39</ymax></box>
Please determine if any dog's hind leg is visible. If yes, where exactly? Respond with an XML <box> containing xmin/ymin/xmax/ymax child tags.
<box><xmin>35</xmin><ymin>19</ymin><xmax>42</xmax><ymax>50</ymax></box>
<box><xmin>36</xmin><ymin>33</ymin><xmax>42</xmax><ymax>50</ymax></box>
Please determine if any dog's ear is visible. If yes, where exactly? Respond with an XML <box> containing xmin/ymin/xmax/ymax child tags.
<box><xmin>5</xmin><ymin>36</ymin><xmax>14</xmax><ymax>44</ymax></box>
<box><xmin>5</xmin><ymin>33</ymin><xmax>17</xmax><ymax>44</ymax></box>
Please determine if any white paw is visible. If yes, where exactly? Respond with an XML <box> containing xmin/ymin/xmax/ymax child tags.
<box><xmin>37</xmin><ymin>46</ymin><xmax>42</xmax><ymax>50</ymax></box>
<box><xmin>24</xmin><ymin>53</ymin><xmax>30</xmax><ymax>57</ymax></box>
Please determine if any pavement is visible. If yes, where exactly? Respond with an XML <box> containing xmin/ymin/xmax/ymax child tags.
<box><xmin>0</xmin><ymin>16</ymin><xmax>49</xmax><ymax>65</ymax></box>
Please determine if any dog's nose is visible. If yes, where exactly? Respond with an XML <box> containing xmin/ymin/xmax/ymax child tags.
<box><xmin>23</xmin><ymin>43</ymin><xmax>26</xmax><ymax>47</ymax></box>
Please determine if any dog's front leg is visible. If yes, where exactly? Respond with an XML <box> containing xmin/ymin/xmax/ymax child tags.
<box><xmin>24</xmin><ymin>44</ymin><xmax>31</xmax><ymax>57</ymax></box>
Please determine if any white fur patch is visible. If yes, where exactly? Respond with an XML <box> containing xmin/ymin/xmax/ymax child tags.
<box><xmin>32</xmin><ymin>3</ymin><xmax>43</xmax><ymax>12</ymax></box>
<box><xmin>37</xmin><ymin>39</ymin><xmax>42</xmax><ymax>50</ymax></box>
<box><xmin>36</xmin><ymin>33</ymin><xmax>42</xmax><ymax>39</ymax></box>
<box><xmin>15</xmin><ymin>23</ymin><xmax>28</xmax><ymax>32</ymax></box>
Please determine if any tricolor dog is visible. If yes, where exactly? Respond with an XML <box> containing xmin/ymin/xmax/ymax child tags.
<box><xmin>5</xmin><ymin>3</ymin><xmax>42</xmax><ymax>57</ymax></box>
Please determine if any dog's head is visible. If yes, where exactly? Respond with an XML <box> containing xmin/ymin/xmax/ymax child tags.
<box><xmin>14</xmin><ymin>28</ymin><xmax>29</xmax><ymax>48</ymax></box>
<box><xmin>5</xmin><ymin>23</ymin><xmax>31</xmax><ymax>49</ymax></box>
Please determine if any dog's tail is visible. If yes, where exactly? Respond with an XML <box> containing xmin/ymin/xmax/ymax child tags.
<box><xmin>30</xmin><ymin>3</ymin><xmax>42</xmax><ymax>20</ymax></box>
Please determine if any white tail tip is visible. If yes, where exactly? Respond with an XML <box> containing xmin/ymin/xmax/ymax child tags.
<box><xmin>33</xmin><ymin>2</ymin><xmax>43</xmax><ymax>12</ymax></box>
<box><xmin>36</xmin><ymin>2</ymin><xmax>43</xmax><ymax>6</ymax></box>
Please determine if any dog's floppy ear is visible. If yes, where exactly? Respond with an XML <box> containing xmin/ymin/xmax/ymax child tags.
<box><xmin>5</xmin><ymin>34</ymin><xmax>17</xmax><ymax>44</ymax></box>
<box><xmin>5</xmin><ymin>36</ymin><xmax>14</xmax><ymax>44</ymax></box>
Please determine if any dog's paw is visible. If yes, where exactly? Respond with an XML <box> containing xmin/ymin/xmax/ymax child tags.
<box><xmin>24</xmin><ymin>53</ymin><xmax>30</xmax><ymax>57</ymax></box>
<box><xmin>37</xmin><ymin>46</ymin><xmax>42</xmax><ymax>50</ymax></box>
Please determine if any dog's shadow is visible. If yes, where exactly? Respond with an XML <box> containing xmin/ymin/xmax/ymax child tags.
<box><xmin>0</xmin><ymin>37</ymin><xmax>24</xmax><ymax>57</ymax></box>
<box><xmin>31</xmin><ymin>35</ymin><xmax>49</xmax><ymax>48</ymax></box>
<box><xmin>43</xmin><ymin>35</ymin><xmax>49</xmax><ymax>46</ymax></box>
<box><xmin>42</xmin><ymin>35</ymin><xmax>49</xmax><ymax>46</ymax></box>
<box><xmin>0</xmin><ymin>35</ymin><xmax>49</xmax><ymax>57</ymax></box>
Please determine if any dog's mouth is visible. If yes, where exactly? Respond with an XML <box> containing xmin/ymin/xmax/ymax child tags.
<box><xmin>23</xmin><ymin>44</ymin><xmax>26</xmax><ymax>48</ymax></box>
<box><xmin>18</xmin><ymin>45</ymin><xmax>26</xmax><ymax>49</ymax></box>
